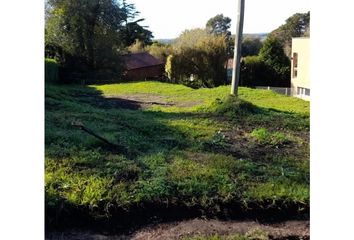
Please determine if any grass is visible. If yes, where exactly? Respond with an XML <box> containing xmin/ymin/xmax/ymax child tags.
<box><xmin>45</xmin><ymin>81</ymin><xmax>309</xmax><ymax>225</ymax></box>
<box><xmin>250</xmin><ymin>128</ymin><xmax>291</xmax><ymax>146</ymax></box>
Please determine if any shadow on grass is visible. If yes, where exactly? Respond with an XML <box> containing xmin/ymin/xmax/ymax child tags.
<box><xmin>45</xmin><ymin>83</ymin><xmax>309</xmax><ymax>232</ymax></box>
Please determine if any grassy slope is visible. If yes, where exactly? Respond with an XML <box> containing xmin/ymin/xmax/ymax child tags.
<box><xmin>45</xmin><ymin>81</ymin><xmax>309</xmax><ymax>224</ymax></box>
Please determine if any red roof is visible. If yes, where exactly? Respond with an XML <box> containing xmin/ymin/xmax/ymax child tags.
<box><xmin>123</xmin><ymin>52</ymin><xmax>163</xmax><ymax>70</ymax></box>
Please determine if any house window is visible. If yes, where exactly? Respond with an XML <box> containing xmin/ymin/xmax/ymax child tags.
<box><xmin>305</xmin><ymin>88</ymin><xmax>310</xmax><ymax>96</ymax></box>
<box><xmin>293</xmin><ymin>52</ymin><xmax>298</xmax><ymax>78</ymax></box>
<box><xmin>297</xmin><ymin>87</ymin><xmax>310</xmax><ymax>97</ymax></box>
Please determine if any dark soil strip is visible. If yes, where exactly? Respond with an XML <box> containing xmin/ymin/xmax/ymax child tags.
<box><xmin>46</xmin><ymin>219</ymin><xmax>309</xmax><ymax>240</ymax></box>
<box><xmin>46</xmin><ymin>201</ymin><xmax>309</xmax><ymax>235</ymax></box>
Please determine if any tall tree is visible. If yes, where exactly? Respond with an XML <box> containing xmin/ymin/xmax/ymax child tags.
<box><xmin>166</xmin><ymin>29</ymin><xmax>228</xmax><ymax>88</ymax></box>
<box><xmin>270</xmin><ymin>12</ymin><xmax>310</xmax><ymax>57</ymax></box>
<box><xmin>241</xmin><ymin>37</ymin><xmax>262</xmax><ymax>57</ymax></box>
<box><xmin>206</xmin><ymin>14</ymin><xmax>232</xmax><ymax>36</ymax></box>
<box><xmin>45</xmin><ymin>0</ymin><xmax>153</xmax><ymax>78</ymax></box>
<box><xmin>259</xmin><ymin>36</ymin><xmax>290</xmax><ymax>84</ymax></box>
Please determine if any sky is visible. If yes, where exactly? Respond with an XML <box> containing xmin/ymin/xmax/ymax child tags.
<box><xmin>130</xmin><ymin>0</ymin><xmax>310</xmax><ymax>39</ymax></box>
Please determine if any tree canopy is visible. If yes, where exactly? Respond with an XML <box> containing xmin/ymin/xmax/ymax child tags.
<box><xmin>259</xmin><ymin>36</ymin><xmax>290</xmax><ymax>83</ymax></box>
<box><xmin>206</xmin><ymin>14</ymin><xmax>232</xmax><ymax>36</ymax></box>
<box><xmin>270</xmin><ymin>11</ymin><xmax>310</xmax><ymax>57</ymax></box>
<box><xmin>45</xmin><ymin>0</ymin><xmax>153</xmax><ymax>80</ymax></box>
<box><xmin>166</xmin><ymin>29</ymin><xmax>228</xmax><ymax>88</ymax></box>
<box><xmin>241</xmin><ymin>37</ymin><xmax>263</xmax><ymax>57</ymax></box>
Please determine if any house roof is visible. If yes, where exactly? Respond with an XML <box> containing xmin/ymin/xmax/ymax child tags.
<box><xmin>123</xmin><ymin>52</ymin><xmax>163</xmax><ymax>70</ymax></box>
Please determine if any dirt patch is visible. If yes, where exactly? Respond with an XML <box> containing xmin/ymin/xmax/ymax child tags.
<box><xmin>202</xmin><ymin>120</ymin><xmax>309</xmax><ymax>163</ymax></box>
<box><xmin>74</xmin><ymin>91</ymin><xmax>205</xmax><ymax>110</ymax></box>
<box><xmin>46</xmin><ymin>219</ymin><xmax>309</xmax><ymax>240</ymax></box>
<box><xmin>113</xmin><ymin>94</ymin><xmax>204</xmax><ymax>109</ymax></box>
<box><xmin>106</xmin><ymin>94</ymin><xmax>175</xmax><ymax>109</ymax></box>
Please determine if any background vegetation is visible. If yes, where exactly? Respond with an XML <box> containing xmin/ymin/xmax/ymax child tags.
<box><xmin>45</xmin><ymin>0</ymin><xmax>153</xmax><ymax>82</ymax></box>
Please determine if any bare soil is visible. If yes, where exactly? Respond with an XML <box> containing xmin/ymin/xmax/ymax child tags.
<box><xmin>46</xmin><ymin>219</ymin><xmax>309</xmax><ymax>240</ymax></box>
<box><xmin>83</xmin><ymin>93</ymin><xmax>204</xmax><ymax>110</ymax></box>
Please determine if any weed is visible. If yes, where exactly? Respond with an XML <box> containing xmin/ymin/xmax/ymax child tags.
<box><xmin>250</xmin><ymin>128</ymin><xmax>291</xmax><ymax>146</ymax></box>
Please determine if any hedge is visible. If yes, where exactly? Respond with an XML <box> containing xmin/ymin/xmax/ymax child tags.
<box><xmin>45</xmin><ymin>58</ymin><xmax>59</xmax><ymax>83</ymax></box>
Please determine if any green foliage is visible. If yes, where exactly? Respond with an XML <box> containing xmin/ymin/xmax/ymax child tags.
<box><xmin>45</xmin><ymin>0</ymin><xmax>152</xmax><ymax>81</ymax></box>
<box><xmin>165</xmin><ymin>55</ymin><xmax>177</xmax><ymax>82</ymax></box>
<box><xmin>240</xmin><ymin>56</ymin><xmax>269</xmax><ymax>87</ymax></box>
<box><xmin>174</xmin><ymin>28</ymin><xmax>209</xmax><ymax>49</ymax></box>
<box><xmin>45</xmin><ymin>58</ymin><xmax>59</xmax><ymax>83</ymax></box>
<box><xmin>270</xmin><ymin>12</ymin><xmax>310</xmax><ymax>57</ymax></box>
<box><xmin>167</xmin><ymin>31</ymin><xmax>228</xmax><ymax>88</ymax></box>
<box><xmin>128</xmin><ymin>39</ymin><xmax>145</xmax><ymax>53</ymax></box>
<box><xmin>210</xmin><ymin>95</ymin><xmax>259</xmax><ymax>119</ymax></box>
<box><xmin>206</xmin><ymin>14</ymin><xmax>232</xmax><ymax>36</ymax></box>
<box><xmin>259</xmin><ymin>36</ymin><xmax>291</xmax><ymax>86</ymax></box>
<box><xmin>241</xmin><ymin>37</ymin><xmax>263</xmax><ymax>57</ymax></box>
<box><xmin>146</xmin><ymin>41</ymin><xmax>173</xmax><ymax>62</ymax></box>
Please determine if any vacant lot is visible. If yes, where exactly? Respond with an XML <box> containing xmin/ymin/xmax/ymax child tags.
<box><xmin>45</xmin><ymin>81</ymin><xmax>309</xmax><ymax>232</ymax></box>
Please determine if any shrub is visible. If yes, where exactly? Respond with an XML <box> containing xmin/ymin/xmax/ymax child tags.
<box><xmin>146</xmin><ymin>41</ymin><xmax>173</xmax><ymax>62</ymax></box>
<box><xmin>45</xmin><ymin>58</ymin><xmax>59</xmax><ymax>83</ymax></box>
<box><xmin>166</xmin><ymin>31</ymin><xmax>228</xmax><ymax>88</ymax></box>
<box><xmin>259</xmin><ymin>36</ymin><xmax>290</xmax><ymax>86</ymax></box>
<box><xmin>240</xmin><ymin>56</ymin><xmax>270</xmax><ymax>87</ymax></box>
<box><xmin>211</xmin><ymin>95</ymin><xmax>259</xmax><ymax>119</ymax></box>
<box><xmin>241</xmin><ymin>37</ymin><xmax>263</xmax><ymax>57</ymax></box>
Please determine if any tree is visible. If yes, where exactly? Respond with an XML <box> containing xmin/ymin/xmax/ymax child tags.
<box><xmin>146</xmin><ymin>42</ymin><xmax>173</xmax><ymax>62</ymax></box>
<box><xmin>241</xmin><ymin>37</ymin><xmax>262</xmax><ymax>57</ymax></box>
<box><xmin>240</xmin><ymin>56</ymin><xmax>269</xmax><ymax>87</ymax></box>
<box><xmin>45</xmin><ymin>0</ymin><xmax>153</xmax><ymax>80</ymax></box>
<box><xmin>206</xmin><ymin>14</ymin><xmax>232</xmax><ymax>36</ymax></box>
<box><xmin>166</xmin><ymin>30</ymin><xmax>228</xmax><ymax>88</ymax></box>
<box><xmin>206</xmin><ymin>14</ymin><xmax>233</xmax><ymax>57</ymax></box>
<box><xmin>259</xmin><ymin>36</ymin><xmax>290</xmax><ymax>85</ymax></box>
<box><xmin>173</xmin><ymin>28</ymin><xmax>209</xmax><ymax>50</ymax></box>
<box><xmin>128</xmin><ymin>39</ymin><xmax>145</xmax><ymax>53</ymax></box>
<box><xmin>270</xmin><ymin>12</ymin><xmax>310</xmax><ymax>57</ymax></box>
<box><xmin>122</xmin><ymin>19</ymin><xmax>154</xmax><ymax>46</ymax></box>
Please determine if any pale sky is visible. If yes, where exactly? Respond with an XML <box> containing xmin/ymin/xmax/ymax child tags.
<box><xmin>130</xmin><ymin>0</ymin><xmax>310</xmax><ymax>39</ymax></box>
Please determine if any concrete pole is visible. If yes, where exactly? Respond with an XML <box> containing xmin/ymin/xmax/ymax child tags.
<box><xmin>231</xmin><ymin>0</ymin><xmax>245</xmax><ymax>95</ymax></box>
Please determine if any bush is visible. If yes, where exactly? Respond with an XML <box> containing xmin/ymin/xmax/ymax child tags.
<box><xmin>259</xmin><ymin>36</ymin><xmax>290</xmax><ymax>86</ymax></box>
<box><xmin>166</xmin><ymin>31</ymin><xmax>228</xmax><ymax>88</ymax></box>
<box><xmin>241</xmin><ymin>37</ymin><xmax>263</xmax><ymax>57</ymax></box>
<box><xmin>45</xmin><ymin>58</ymin><xmax>59</xmax><ymax>83</ymax></box>
<box><xmin>240</xmin><ymin>56</ymin><xmax>270</xmax><ymax>87</ymax></box>
<box><xmin>211</xmin><ymin>95</ymin><xmax>259</xmax><ymax>119</ymax></box>
<box><xmin>146</xmin><ymin>41</ymin><xmax>173</xmax><ymax>62</ymax></box>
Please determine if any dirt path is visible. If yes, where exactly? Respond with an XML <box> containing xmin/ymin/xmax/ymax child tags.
<box><xmin>46</xmin><ymin>219</ymin><xmax>309</xmax><ymax>240</ymax></box>
<box><xmin>105</xmin><ymin>94</ymin><xmax>203</xmax><ymax>108</ymax></box>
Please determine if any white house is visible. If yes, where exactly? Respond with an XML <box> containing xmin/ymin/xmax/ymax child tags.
<box><xmin>291</xmin><ymin>37</ymin><xmax>310</xmax><ymax>101</ymax></box>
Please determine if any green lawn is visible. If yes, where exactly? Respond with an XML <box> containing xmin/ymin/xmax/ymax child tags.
<box><xmin>45</xmin><ymin>81</ymin><xmax>309</xmax><ymax>225</ymax></box>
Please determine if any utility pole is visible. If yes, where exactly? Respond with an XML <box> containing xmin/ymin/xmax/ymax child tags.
<box><xmin>231</xmin><ymin>0</ymin><xmax>245</xmax><ymax>95</ymax></box>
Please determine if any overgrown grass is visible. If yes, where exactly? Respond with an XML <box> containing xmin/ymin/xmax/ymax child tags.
<box><xmin>45</xmin><ymin>81</ymin><xmax>309</xmax><ymax>225</ymax></box>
